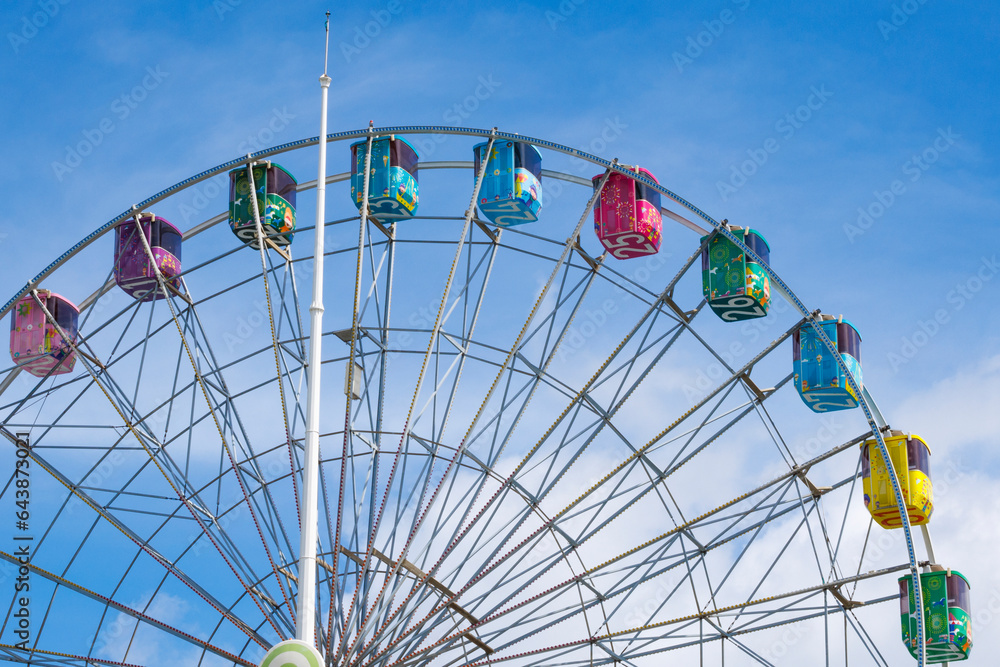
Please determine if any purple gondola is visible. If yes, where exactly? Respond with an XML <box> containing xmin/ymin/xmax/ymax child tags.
<box><xmin>114</xmin><ymin>213</ymin><xmax>182</xmax><ymax>301</ymax></box>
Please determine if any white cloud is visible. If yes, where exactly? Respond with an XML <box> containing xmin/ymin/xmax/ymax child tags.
<box><xmin>96</xmin><ymin>592</ymin><xmax>204</xmax><ymax>664</ymax></box>
<box><xmin>894</xmin><ymin>353</ymin><xmax>1000</xmax><ymax>458</ymax></box>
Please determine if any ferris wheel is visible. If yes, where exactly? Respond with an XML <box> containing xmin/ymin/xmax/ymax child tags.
<box><xmin>0</xmin><ymin>118</ymin><xmax>969</xmax><ymax>667</ymax></box>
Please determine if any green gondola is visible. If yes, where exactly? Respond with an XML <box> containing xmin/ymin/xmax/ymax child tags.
<box><xmin>701</xmin><ymin>226</ymin><xmax>770</xmax><ymax>322</ymax></box>
<box><xmin>899</xmin><ymin>568</ymin><xmax>972</xmax><ymax>663</ymax></box>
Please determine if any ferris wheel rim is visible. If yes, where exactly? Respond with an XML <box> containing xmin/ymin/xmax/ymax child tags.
<box><xmin>5</xmin><ymin>124</ymin><xmax>722</xmax><ymax>321</ymax></box>
<box><xmin>0</xmin><ymin>132</ymin><xmax>933</xmax><ymax>665</ymax></box>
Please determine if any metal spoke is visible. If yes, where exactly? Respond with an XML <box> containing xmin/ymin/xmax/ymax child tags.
<box><xmin>0</xmin><ymin>127</ymin><xmax>920</xmax><ymax>666</ymax></box>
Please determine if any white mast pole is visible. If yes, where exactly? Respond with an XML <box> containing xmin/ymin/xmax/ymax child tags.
<box><xmin>296</xmin><ymin>11</ymin><xmax>331</xmax><ymax>648</ymax></box>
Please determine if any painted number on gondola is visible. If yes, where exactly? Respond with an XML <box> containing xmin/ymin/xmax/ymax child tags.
<box><xmin>802</xmin><ymin>391</ymin><xmax>857</xmax><ymax>412</ymax></box>
<box><xmin>602</xmin><ymin>232</ymin><xmax>658</xmax><ymax>259</ymax></box>
<box><xmin>482</xmin><ymin>199</ymin><xmax>537</xmax><ymax>227</ymax></box>
<box><xmin>718</xmin><ymin>295</ymin><xmax>765</xmax><ymax>322</ymax></box>
<box><xmin>236</xmin><ymin>226</ymin><xmax>262</xmax><ymax>243</ymax></box>
<box><xmin>236</xmin><ymin>223</ymin><xmax>289</xmax><ymax>248</ymax></box>
<box><xmin>369</xmin><ymin>198</ymin><xmax>407</xmax><ymax>218</ymax></box>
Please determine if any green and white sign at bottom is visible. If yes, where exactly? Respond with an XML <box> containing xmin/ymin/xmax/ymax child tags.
<box><xmin>259</xmin><ymin>639</ymin><xmax>324</xmax><ymax>667</ymax></box>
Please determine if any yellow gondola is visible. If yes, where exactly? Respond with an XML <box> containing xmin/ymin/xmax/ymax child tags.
<box><xmin>861</xmin><ymin>431</ymin><xmax>932</xmax><ymax>529</ymax></box>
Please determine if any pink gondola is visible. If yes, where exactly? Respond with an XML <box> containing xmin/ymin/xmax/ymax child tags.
<box><xmin>9</xmin><ymin>290</ymin><xmax>79</xmax><ymax>377</ymax></box>
<box><xmin>593</xmin><ymin>167</ymin><xmax>663</xmax><ymax>259</ymax></box>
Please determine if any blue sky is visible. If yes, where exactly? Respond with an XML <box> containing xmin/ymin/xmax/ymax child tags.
<box><xmin>2</xmin><ymin>0</ymin><xmax>999</xmax><ymax>664</ymax></box>
<box><xmin>4</xmin><ymin>1</ymin><xmax>997</xmax><ymax>374</ymax></box>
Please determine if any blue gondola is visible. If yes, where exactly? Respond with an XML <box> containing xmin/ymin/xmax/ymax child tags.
<box><xmin>473</xmin><ymin>140</ymin><xmax>542</xmax><ymax>226</ymax></box>
<box><xmin>793</xmin><ymin>315</ymin><xmax>863</xmax><ymax>412</ymax></box>
<box><xmin>350</xmin><ymin>136</ymin><xmax>419</xmax><ymax>220</ymax></box>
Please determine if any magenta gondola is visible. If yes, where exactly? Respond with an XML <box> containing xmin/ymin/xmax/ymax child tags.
<box><xmin>592</xmin><ymin>167</ymin><xmax>663</xmax><ymax>259</ymax></box>
<box><xmin>114</xmin><ymin>213</ymin><xmax>182</xmax><ymax>300</ymax></box>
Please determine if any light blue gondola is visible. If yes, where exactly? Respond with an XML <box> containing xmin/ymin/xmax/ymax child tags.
<box><xmin>350</xmin><ymin>136</ymin><xmax>419</xmax><ymax>220</ymax></box>
<box><xmin>793</xmin><ymin>315</ymin><xmax>863</xmax><ymax>412</ymax></box>
<box><xmin>473</xmin><ymin>140</ymin><xmax>542</xmax><ymax>226</ymax></box>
